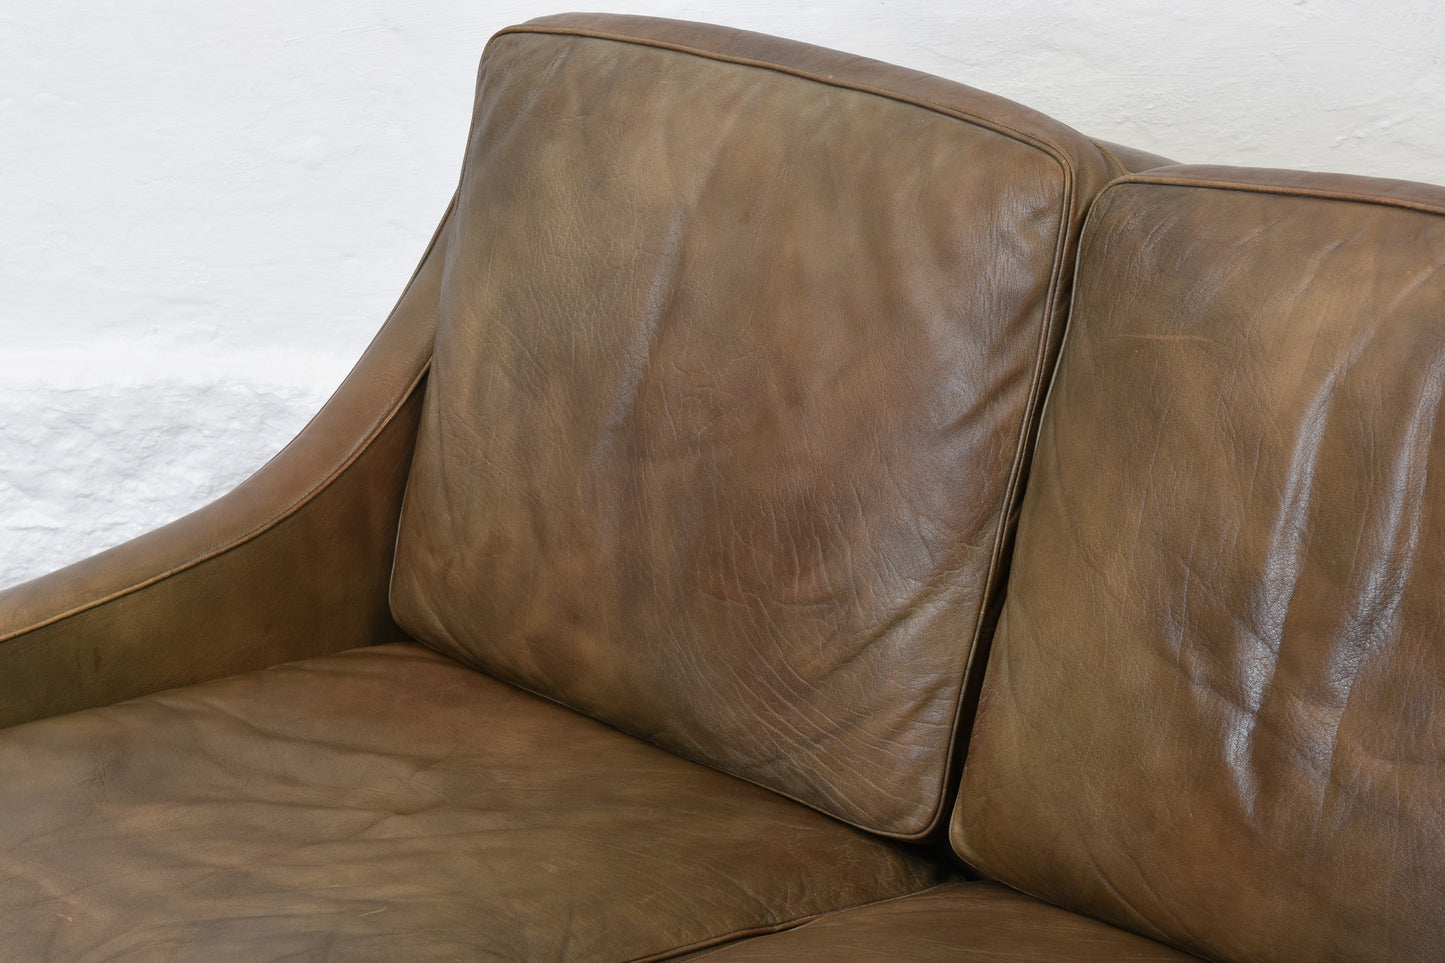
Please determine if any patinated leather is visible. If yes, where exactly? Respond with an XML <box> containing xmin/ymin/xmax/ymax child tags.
<box><xmin>8</xmin><ymin>11</ymin><xmax>1439</xmax><ymax>962</ymax></box>
<box><xmin>0</xmin><ymin>202</ymin><xmax>452</xmax><ymax>728</ymax></box>
<box><xmin>953</xmin><ymin>167</ymin><xmax>1445</xmax><ymax>961</ymax></box>
<box><xmin>700</xmin><ymin>881</ymin><xmax>1199</xmax><ymax>961</ymax></box>
<box><xmin>389</xmin><ymin>13</ymin><xmax>1121</xmax><ymax>839</ymax></box>
<box><xmin>0</xmin><ymin>643</ymin><xmax>949</xmax><ymax>960</ymax></box>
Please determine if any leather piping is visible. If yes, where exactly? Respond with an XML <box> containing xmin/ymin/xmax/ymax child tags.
<box><xmin>1116</xmin><ymin>171</ymin><xmax>1445</xmax><ymax>218</ymax></box>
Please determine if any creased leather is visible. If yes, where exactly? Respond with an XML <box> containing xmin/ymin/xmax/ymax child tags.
<box><xmin>954</xmin><ymin>168</ymin><xmax>1445</xmax><ymax>962</ymax></box>
<box><xmin>390</xmin><ymin>13</ymin><xmax>1118</xmax><ymax>839</ymax></box>
<box><xmin>0</xmin><ymin>644</ymin><xmax>950</xmax><ymax>961</ymax></box>
<box><xmin>699</xmin><ymin>881</ymin><xmax>1200</xmax><ymax>961</ymax></box>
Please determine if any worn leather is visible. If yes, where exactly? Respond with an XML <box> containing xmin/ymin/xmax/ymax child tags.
<box><xmin>0</xmin><ymin>643</ymin><xmax>950</xmax><ymax>961</ymax></box>
<box><xmin>701</xmin><ymin>881</ymin><xmax>1199</xmax><ymax>960</ymax></box>
<box><xmin>390</xmin><ymin>12</ymin><xmax>1120</xmax><ymax>839</ymax></box>
<box><xmin>954</xmin><ymin>167</ymin><xmax>1445</xmax><ymax>961</ymax></box>
<box><xmin>0</xmin><ymin>203</ymin><xmax>451</xmax><ymax>729</ymax></box>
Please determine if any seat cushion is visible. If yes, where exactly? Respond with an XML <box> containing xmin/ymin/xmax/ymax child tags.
<box><xmin>699</xmin><ymin>881</ymin><xmax>1199</xmax><ymax>960</ymax></box>
<box><xmin>953</xmin><ymin>168</ymin><xmax>1445</xmax><ymax>961</ymax></box>
<box><xmin>0</xmin><ymin>644</ymin><xmax>950</xmax><ymax>961</ymax></box>
<box><xmin>390</xmin><ymin>13</ymin><xmax>1119</xmax><ymax>839</ymax></box>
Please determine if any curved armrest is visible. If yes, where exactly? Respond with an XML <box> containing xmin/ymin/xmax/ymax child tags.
<box><xmin>0</xmin><ymin>196</ymin><xmax>455</xmax><ymax>728</ymax></box>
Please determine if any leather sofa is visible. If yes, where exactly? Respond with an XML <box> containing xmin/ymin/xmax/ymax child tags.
<box><xmin>0</xmin><ymin>13</ymin><xmax>1437</xmax><ymax>961</ymax></box>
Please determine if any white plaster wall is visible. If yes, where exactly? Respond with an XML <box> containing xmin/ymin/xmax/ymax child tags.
<box><xmin>3</xmin><ymin>0</ymin><xmax>1442</xmax><ymax>588</ymax></box>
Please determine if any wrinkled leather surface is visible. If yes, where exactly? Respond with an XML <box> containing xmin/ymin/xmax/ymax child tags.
<box><xmin>701</xmin><ymin>881</ymin><xmax>1199</xmax><ymax>960</ymax></box>
<box><xmin>954</xmin><ymin>167</ymin><xmax>1445</xmax><ymax>961</ymax></box>
<box><xmin>391</xmin><ymin>13</ymin><xmax>1118</xmax><ymax>838</ymax></box>
<box><xmin>0</xmin><ymin>643</ymin><xmax>950</xmax><ymax>961</ymax></box>
<box><xmin>0</xmin><ymin>200</ymin><xmax>451</xmax><ymax>728</ymax></box>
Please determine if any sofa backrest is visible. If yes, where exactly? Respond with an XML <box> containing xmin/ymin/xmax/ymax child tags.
<box><xmin>390</xmin><ymin>13</ymin><xmax>1119</xmax><ymax>838</ymax></box>
<box><xmin>953</xmin><ymin>166</ymin><xmax>1445</xmax><ymax>960</ymax></box>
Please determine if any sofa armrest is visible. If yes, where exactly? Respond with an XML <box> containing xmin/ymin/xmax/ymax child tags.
<box><xmin>0</xmin><ymin>197</ymin><xmax>454</xmax><ymax>728</ymax></box>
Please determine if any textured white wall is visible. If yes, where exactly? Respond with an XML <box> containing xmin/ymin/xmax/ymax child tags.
<box><xmin>3</xmin><ymin>0</ymin><xmax>1443</xmax><ymax>588</ymax></box>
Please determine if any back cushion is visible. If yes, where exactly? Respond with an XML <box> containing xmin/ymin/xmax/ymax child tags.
<box><xmin>391</xmin><ymin>13</ymin><xmax>1116</xmax><ymax>837</ymax></box>
<box><xmin>954</xmin><ymin>167</ymin><xmax>1445</xmax><ymax>959</ymax></box>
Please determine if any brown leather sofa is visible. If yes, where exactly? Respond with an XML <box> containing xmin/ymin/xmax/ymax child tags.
<box><xmin>1</xmin><ymin>13</ymin><xmax>1438</xmax><ymax>962</ymax></box>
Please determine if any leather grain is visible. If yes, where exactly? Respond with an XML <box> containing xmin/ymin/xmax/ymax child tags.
<box><xmin>954</xmin><ymin>167</ymin><xmax>1445</xmax><ymax>961</ymax></box>
<box><xmin>390</xmin><ymin>13</ymin><xmax>1118</xmax><ymax>839</ymax></box>
<box><xmin>0</xmin><ymin>644</ymin><xmax>950</xmax><ymax>961</ymax></box>
<box><xmin>700</xmin><ymin>881</ymin><xmax>1199</xmax><ymax>961</ymax></box>
<box><xmin>0</xmin><ymin>201</ymin><xmax>451</xmax><ymax>728</ymax></box>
